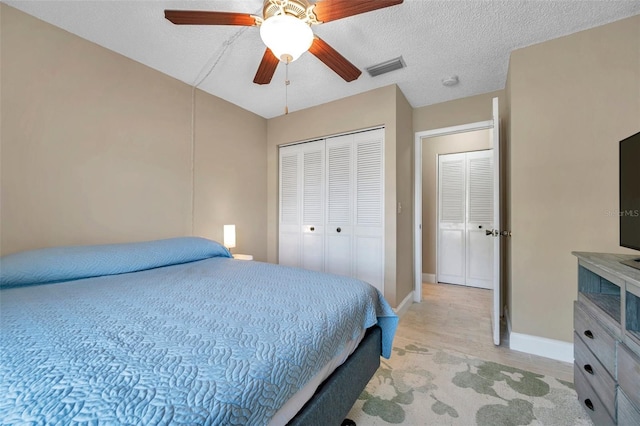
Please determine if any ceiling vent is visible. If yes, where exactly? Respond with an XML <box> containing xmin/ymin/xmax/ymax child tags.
<box><xmin>366</xmin><ymin>56</ymin><xmax>406</xmax><ymax>77</ymax></box>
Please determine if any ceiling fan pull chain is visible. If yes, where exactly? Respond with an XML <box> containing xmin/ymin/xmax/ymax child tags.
<box><xmin>285</xmin><ymin>58</ymin><xmax>290</xmax><ymax>115</ymax></box>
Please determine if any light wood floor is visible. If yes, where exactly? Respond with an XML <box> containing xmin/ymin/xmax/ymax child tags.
<box><xmin>395</xmin><ymin>282</ymin><xmax>574</xmax><ymax>382</ymax></box>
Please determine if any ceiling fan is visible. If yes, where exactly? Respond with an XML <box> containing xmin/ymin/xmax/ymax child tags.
<box><xmin>165</xmin><ymin>0</ymin><xmax>404</xmax><ymax>85</ymax></box>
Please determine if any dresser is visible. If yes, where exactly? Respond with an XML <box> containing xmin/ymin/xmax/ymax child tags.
<box><xmin>573</xmin><ymin>252</ymin><xmax>640</xmax><ymax>425</ymax></box>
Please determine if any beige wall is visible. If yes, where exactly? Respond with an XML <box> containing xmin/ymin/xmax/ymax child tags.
<box><xmin>266</xmin><ymin>84</ymin><xmax>410</xmax><ymax>305</ymax></box>
<box><xmin>504</xmin><ymin>62</ymin><xmax>513</xmax><ymax>325</ymax></box>
<box><xmin>193</xmin><ymin>90</ymin><xmax>268</xmax><ymax>261</ymax></box>
<box><xmin>421</xmin><ymin>130</ymin><xmax>492</xmax><ymax>274</ymax></box>
<box><xmin>395</xmin><ymin>86</ymin><xmax>414</xmax><ymax>305</ymax></box>
<box><xmin>509</xmin><ymin>15</ymin><xmax>640</xmax><ymax>342</ymax></box>
<box><xmin>0</xmin><ymin>5</ymin><xmax>268</xmax><ymax>259</ymax></box>
<box><xmin>413</xmin><ymin>91</ymin><xmax>505</xmax><ymax>133</ymax></box>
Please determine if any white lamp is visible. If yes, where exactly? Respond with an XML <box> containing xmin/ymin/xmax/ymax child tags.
<box><xmin>223</xmin><ymin>225</ymin><xmax>236</xmax><ymax>251</ymax></box>
<box><xmin>260</xmin><ymin>14</ymin><xmax>314</xmax><ymax>62</ymax></box>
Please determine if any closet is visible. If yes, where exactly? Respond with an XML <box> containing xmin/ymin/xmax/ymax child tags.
<box><xmin>278</xmin><ymin>128</ymin><xmax>385</xmax><ymax>293</ymax></box>
<box><xmin>437</xmin><ymin>150</ymin><xmax>494</xmax><ymax>289</ymax></box>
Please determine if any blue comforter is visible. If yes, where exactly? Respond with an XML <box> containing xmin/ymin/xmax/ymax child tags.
<box><xmin>0</xmin><ymin>238</ymin><xmax>397</xmax><ymax>425</ymax></box>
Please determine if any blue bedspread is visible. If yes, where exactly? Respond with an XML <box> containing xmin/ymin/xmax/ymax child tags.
<box><xmin>0</xmin><ymin>241</ymin><xmax>397</xmax><ymax>425</ymax></box>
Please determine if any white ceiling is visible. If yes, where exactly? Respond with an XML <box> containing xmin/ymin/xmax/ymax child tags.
<box><xmin>5</xmin><ymin>0</ymin><xmax>640</xmax><ymax>119</ymax></box>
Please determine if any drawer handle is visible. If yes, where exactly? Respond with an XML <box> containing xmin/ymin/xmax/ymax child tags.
<box><xmin>583</xmin><ymin>364</ymin><xmax>594</xmax><ymax>375</ymax></box>
<box><xmin>584</xmin><ymin>399</ymin><xmax>594</xmax><ymax>411</ymax></box>
<box><xmin>583</xmin><ymin>330</ymin><xmax>594</xmax><ymax>339</ymax></box>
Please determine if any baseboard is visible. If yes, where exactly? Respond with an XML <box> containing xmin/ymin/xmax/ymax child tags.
<box><xmin>505</xmin><ymin>305</ymin><xmax>573</xmax><ymax>363</ymax></box>
<box><xmin>421</xmin><ymin>273</ymin><xmax>436</xmax><ymax>283</ymax></box>
<box><xmin>509</xmin><ymin>332</ymin><xmax>574</xmax><ymax>364</ymax></box>
<box><xmin>394</xmin><ymin>291</ymin><xmax>414</xmax><ymax>318</ymax></box>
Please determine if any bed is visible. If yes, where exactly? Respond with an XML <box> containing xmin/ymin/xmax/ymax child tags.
<box><xmin>0</xmin><ymin>237</ymin><xmax>398</xmax><ymax>425</ymax></box>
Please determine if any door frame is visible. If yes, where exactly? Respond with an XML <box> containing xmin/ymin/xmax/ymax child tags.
<box><xmin>413</xmin><ymin>120</ymin><xmax>493</xmax><ymax>303</ymax></box>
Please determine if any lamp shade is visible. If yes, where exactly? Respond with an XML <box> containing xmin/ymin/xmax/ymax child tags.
<box><xmin>260</xmin><ymin>14</ymin><xmax>313</xmax><ymax>62</ymax></box>
<box><xmin>223</xmin><ymin>225</ymin><xmax>236</xmax><ymax>249</ymax></box>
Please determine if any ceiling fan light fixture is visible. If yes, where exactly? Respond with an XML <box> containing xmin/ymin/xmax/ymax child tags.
<box><xmin>260</xmin><ymin>14</ymin><xmax>313</xmax><ymax>62</ymax></box>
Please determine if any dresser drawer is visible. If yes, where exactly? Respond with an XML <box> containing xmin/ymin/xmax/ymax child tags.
<box><xmin>573</xmin><ymin>332</ymin><xmax>615</xmax><ymax>416</ymax></box>
<box><xmin>618</xmin><ymin>388</ymin><xmax>640</xmax><ymax>426</ymax></box>
<box><xmin>574</xmin><ymin>301</ymin><xmax>616</xmax><ymax>375</ymax></box>
<box><xmin>618</xmin><ymin>343</ymin><xmax>640</xmax><ymax>409</ymax></box>
<box><xmin>574</xmin><ymin>365</ymin><xmax>615</xmax><ymax>426</ymax></box>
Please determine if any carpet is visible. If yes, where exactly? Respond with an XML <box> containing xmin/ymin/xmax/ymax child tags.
<box><xmin>347</xmin><ymin>337</ymin><xmax>592</xmax><ymax>426</ymax></box>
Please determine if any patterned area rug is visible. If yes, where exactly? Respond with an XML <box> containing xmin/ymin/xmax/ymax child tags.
<box><xmin>347</xmin><ymin>337</ymin><xmax>592</xmax><ymax>425</ymax></box>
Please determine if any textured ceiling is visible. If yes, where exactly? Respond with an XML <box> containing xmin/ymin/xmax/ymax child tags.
<box><xmin>5</xmin><ymin>0</ymin><xmax>640</xmax><ymax>119</ymax></box>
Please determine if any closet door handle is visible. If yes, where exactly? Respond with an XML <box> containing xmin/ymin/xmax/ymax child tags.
<box><xmin>584</xmin><ymin>399</ymin><xmax>594</xmax><ymax>411</ymax></box>
<box><xmin>310</xmin><ymin>227</ymin><xmax>315</xmax><ymax>232</ymax></box>
<box><xmin>583</xmin><ymin>364</ymin><xmax>594</xmax><ymax>375</ymax></box>
<box><xmin>584</xmin><ymin>330</ymin><xmax>594</xmax><ymax>339</ymax></box>
<box><xmin>337</xmin><ymin>227</ymin><xmax>342</xmax><ymax>233</ymax></box>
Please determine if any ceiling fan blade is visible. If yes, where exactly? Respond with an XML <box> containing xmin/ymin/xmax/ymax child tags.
<box><xmin>164</xmin><ymin>10</ymin><xmax>257</xmax><ymax>26</ymax></box>
<box><xmin>312</xmin><ymin>0</ymin><xmax>404</xmax><ymax>23</ymax></box>
<box><xmin>254</xmin><ymin>49</ymin><xmax>280</xmax><ymax>85</ymax></box>
<box><xmin>309</xmin><ymin>37</ymin><xmax>361</xmax><ymax>82</ymax></box>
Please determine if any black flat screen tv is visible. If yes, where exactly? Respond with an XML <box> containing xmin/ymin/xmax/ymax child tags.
<box><xmin>620</xmin><ymin>130</ymin><xmax>640</xmax><ymax>270</ymax></box>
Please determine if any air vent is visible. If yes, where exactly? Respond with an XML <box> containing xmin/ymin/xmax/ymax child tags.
<box><xmin>366</xmin><ymin>56</ymin><xmax>406</xmax><ymax>77</ymax></box>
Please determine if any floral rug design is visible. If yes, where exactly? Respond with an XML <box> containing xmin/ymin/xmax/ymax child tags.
<box><xmin>347</xmin><ymin>338</ymin><xmax>592</xmax><ymax>425</ymax></box>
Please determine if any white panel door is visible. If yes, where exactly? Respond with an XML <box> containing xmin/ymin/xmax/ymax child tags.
<box><xmin>279</xmin><ymin>146</ymin><xmax>302</xmax><ymax>267</ymax></box>
<box><xmin>466</xmin><ymin>150</ymin><xmax>494</xmax><ymax>289</ymax></box>
<box><xmin>301</xmin><ymin>141</ymin><xmax>325</xmax><ymax>272</ymax></box>
<box><xmin>438</xmin><ymin>153</ymin><xmax>466</xmax><ymax>285</ymax></box>
<box><xmin>353</xmin><ymin>129</ymin><xmax>384</xmax><ymax>293</ymax></box>
<box><xmin>325</xmin><ymin>135</ymin><xmax>353</xmax><ymax>277</ymax></box>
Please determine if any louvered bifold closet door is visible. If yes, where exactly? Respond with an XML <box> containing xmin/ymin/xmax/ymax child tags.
<box><xmin>279</xmin><ymin>145</ymin><xmax>303</xmax><ymax>267</ymax></box>
<box><xmin>301</xmin><ymin>141</ymin><xmax>325</xmax><ymax>272</ymax></box>
<box><xmin>437</xmin><ymin>153</ymin><xmax>466</xmax><ymax>285</ymax></box>
<box><xmin>466</xmin><ymin>151</ymin><xmax>494</xmax><ymax>289</ymax></box>
<box><xmin>325</xmin><ymin>135</ymin><xmax>353</xmax><ymax>277</ymax></box>
<box><xmin>278</xmin><ymin>129</ymin><xmax>385</xmax><ymax>286</ymax></box>
<box><xmin>353</xmin><ymin>128</ymin><xmax>385</xmax><ymax>294</ymax></box>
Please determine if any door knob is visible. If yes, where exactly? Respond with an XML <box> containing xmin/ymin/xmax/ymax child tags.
<box><xmin>485</xmin><ymin>229</ymin><xmax>498</xmax><ymax>237</ymax></box>
<box><xmin>310</xmin><ymin>227</ymin><xmax>315</xmax><ymax>232</ymax></box>
<box><xmin>337</xmin><ymin>227</ymin><xmax>342</xmax><ymax>233</ymax></box>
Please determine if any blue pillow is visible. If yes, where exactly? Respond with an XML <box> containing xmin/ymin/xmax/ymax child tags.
<box><xmin>0</xmin><ymin>237</ymin><xmax>231</xmax><ymax>288</ymax></box>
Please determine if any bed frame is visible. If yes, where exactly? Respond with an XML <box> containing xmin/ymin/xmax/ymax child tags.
<box><xmin>287</xmin><ymin>326</ymin><xmax>382</xmax><ymax>426</ymax></box>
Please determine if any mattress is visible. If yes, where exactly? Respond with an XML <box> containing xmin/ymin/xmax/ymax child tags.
<box><xmin>0</xmin><ymin>237</ymin><xmax>398</xmax><ymax>425</ymax></box>
<box><xmin>270</xmin><ymin>328</ymin><xmax>366</xmax><ymax>425</ymax></box>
